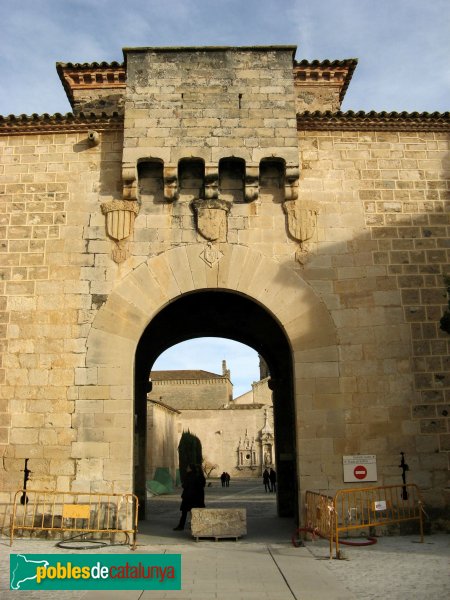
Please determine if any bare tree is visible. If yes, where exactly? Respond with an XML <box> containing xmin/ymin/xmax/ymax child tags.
<box><xmin>202</xmin><ymin>459</ymin><xmax>218</xmax><ymax>478</ymax></box>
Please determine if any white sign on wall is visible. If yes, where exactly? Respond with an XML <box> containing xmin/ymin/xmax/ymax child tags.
<box><xmin>343</xmin><ymin>455</ymin><xmax>377</xmax><ymax>483</ymax></box>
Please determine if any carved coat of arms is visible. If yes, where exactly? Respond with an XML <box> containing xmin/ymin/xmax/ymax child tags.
<box><xmin>283</xmin><ymin>199</ymin><xmax>318</xmax><ymax>247</ymax></box>
<box><xmin>192</xmin><ymin>198</ymin><xmax>232</xmax><ymax>242</ymax></box>
<box><xmin>101</xmin><ymin>199</ymin><xmax>140</xmax><ymax>241</ymax></box>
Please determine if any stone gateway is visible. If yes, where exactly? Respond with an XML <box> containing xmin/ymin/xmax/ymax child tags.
<box><xmin>0</xmin><ymin>45</ymin><xmax>449</xmax><ymax>526</ymax></box>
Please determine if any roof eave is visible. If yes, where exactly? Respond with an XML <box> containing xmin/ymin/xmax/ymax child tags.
<box><xmin>297</xmin><ymin>110</ymin><xmax>450</xmax><ymax>131</ymax></box>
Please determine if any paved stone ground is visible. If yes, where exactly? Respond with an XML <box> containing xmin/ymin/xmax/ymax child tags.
<box><xmin>1</xmin><ymin>479</ymin><xmax>449</xmax><ymax>599</ymax></box>
<box><xmin>305</xmin><ymin>533</ymin><xmax>449</xmax><ymax>600</ymax></box>
<box><xmin>142</xmin><ymin>477</ymin><xmax>293</xmax><ymax>543</ymax></box>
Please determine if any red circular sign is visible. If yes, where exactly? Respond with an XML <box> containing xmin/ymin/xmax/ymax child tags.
<box><xmin>354</xmin><ymin>465</ymin><xmax>367</xmax><ymax>480</ymax></box>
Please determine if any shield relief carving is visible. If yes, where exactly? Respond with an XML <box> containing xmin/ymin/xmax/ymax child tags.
<box><xmin>101</xmin><ymin>199</ymin><xmax>140</xmax><ymax>241</ymax></box>
<box><xmin>282</xmin><ymin>166</ymin><xmax>318</xmax><ymax>257</ymax></box>
<box><xmin>192</xmin><ymin>198</ymin><xmax>232</xmax><ymax>242</ymax></box>
<box><xmin>101</xmin><ymin>199</ymin><xmax>140</xmax><ymax>263</ymax></box>
<box><xmin>283</xmin><ymin>199</ymin><xmax>318</xmax><ymax>247</ymax></box>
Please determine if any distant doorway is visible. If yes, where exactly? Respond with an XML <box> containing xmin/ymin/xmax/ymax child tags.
<box><xmin>146</xmin><ymin>338</ymin><xmax>266</xmax><ymax>488</ymax></box>
<box><xmin>134</xmin><ymin>290</ymin><xmax>297</xmax><ymax>520</ymax></box>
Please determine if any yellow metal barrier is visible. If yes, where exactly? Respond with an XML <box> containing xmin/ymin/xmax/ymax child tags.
<box><xmin>10</xmin><ymin>489</ymin><xmax>139</xmax><ymax>549</ymax></box>
<box><xmin>333</xmin><ymin>483</ymin><xmax>424</xmax><ymax>557</ymax></box>
<box><xmin>304</xmin><ymin>490</ymin><xmax>334</xmax><ymax>558</ymax></box>
<box><xmin>304</xmin><ymin>491</ymin><xmax>334</xmax><ymax>536</ymax></box>
<box><xmin>303</xmin><ymin>484</ymin><xmax>424</xmax><ymax>558</ymax></box>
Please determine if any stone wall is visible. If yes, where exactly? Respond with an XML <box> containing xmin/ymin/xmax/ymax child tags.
<box><xmin>1</xmin><ymin>123</ymin><xmax>448</xmax><ymax>509</ymax></box>
<box><xmin>0</xmin><ymin>126</ymin><xmax>124</xmax><ymax>499</ymax></box>
<box><xmin>0</xmin><ymin>46</ymin><xmax>448</xmax><ymax>519</ymax></box>
<box><xmin>146</xmin><ymin>400</ymin><xmax>179</xmax><ymax>482</ymax></box>
<box><xmin>251</xmin><ymin>377</ymin><xmax>272</xmax><ymax>405</ymax></box>
<box><xmin>296</xmin><ymin>129</ymin><xmax>449</xmax><ymax>504</ymax></box>
<box><xmin>123</xmin><ymin>46</ymin><xmax>298</xmax><ymax>172</ymax></box>
<box><xmin>148</xmin><ymin>376</ymin><xmax>232</xmax><ymax>410</ymax></box>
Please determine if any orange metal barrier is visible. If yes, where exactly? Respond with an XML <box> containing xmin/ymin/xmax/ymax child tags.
<box><xmin>10</xmin><ymin>489</ymin><xmax>139</xmax><ymax>549</ymax></box>
<box><xmin>303</xmin><ymin>484</ymin><xmax>424</xmax><ymax>558</ymax></box>
<box><xmin>304</xmin><ymin>490</ymin><xmax>334</xmax><ymax>558</ymax></box>
<box><xmin>333</xmin><ymin>483</ymin><xmax>424</xmax><ymax>557</ymax></box>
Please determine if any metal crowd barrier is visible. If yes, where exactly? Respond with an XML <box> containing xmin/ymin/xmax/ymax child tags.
<box><xmin>304</xmin><ymin>483</ymin><xmax>424</xmax><ymax>558</ymax></box>
<box><xmin>10</xmin><ymin>489</ymin><xmax>139</xmax><ymax>549</ymax></box>
<box><xmin>333</xmin><ymin>483</ymin><xmax>424</xmax><ymax>556</ymax></box>
<box><xmin>304</xmin><ymin>490</ymin><xmax>334</xmax><ymax>557</ymax></box>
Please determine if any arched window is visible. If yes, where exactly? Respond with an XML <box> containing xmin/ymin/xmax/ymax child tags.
<box><xmin>219</xmin><ymin>157</ymin><xmax>245</xmax><ymax>203</ymax></box>
<box><xmin>178</xmin><ymin>158</ymin><xmax>205</xmax><ymax>199</ymax></box>
<box><xmin>137</xmin><ymin>159</ymin><xmax>164</xmax><ymax>206</ymax></box>
<box><xmin>259</xmin><ymin>158</ymin><xmax>285</xmax><ymax>191</ymax></box>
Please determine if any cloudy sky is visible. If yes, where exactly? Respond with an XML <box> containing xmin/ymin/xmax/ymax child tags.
<box><xmin>1</xmin><ymin>0</ymin><xmax>448</xmax><ymax>395</ymax></box>
<box><xmin>1</xmin><ymin>0</ymin><xmax>448</xmax><ymax>115</ymax></box>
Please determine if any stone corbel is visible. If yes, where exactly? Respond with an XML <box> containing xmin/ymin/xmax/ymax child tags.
<box><xmin>284</xmin><ymin>166</ymin><xmax>299</xmax><ymax>201</ymax></box>
<box><xmin>101</xmin><ymin>199</ymin><xmax>140</xmax><ymax>263</ymax></box>
<box><xmin>192</xmin><ymin>198</ymin><xmax>232</xmax><ymax>242</ymax></box>
<box><xmin>245</xmin><ymin>166</ymin><xmax>259</xmax><ymax>202</ymax></box>
<box><xmin>205</xmin><ymin>168</ymin><xmax>219</xmax><ymax>200</ymax></box>
<box><xmin>122</xmin><ymin>166</ymin><xmax>137</xmax><ymax>201</ymax></box>
<box><xmin>163</xmin><ymin>166</ymin><xmax>179</xmax><ymax>202</ymax></box>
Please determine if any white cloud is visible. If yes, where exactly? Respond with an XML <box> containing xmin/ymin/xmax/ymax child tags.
<box><xmin>2</xmin><ymin>0</ymin><xmax>447</xmax><ymax>115</ymax></box>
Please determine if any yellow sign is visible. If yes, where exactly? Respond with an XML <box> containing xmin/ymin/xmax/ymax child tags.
<box><xmin>62</xmin><ymin>504</ymin><xmax>90</xmax><ymax>519</ymax></box>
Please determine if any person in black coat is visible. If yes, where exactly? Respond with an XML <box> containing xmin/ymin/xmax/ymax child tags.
<box><xmin>263</xmin><ymin>468</ymin><xmax>271</xmax><ymax>492</ymax></box>
<box><xmin>173</xmin><ymin>464</ymin><xmax>206</xmax><ymax>531</ymax></box>
<box><xmin>269</xmin><ymin>468</ymin><xmax>277</xmax><ymax>493</ymax></box>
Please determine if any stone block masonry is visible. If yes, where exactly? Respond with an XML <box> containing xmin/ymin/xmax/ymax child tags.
<box><xmin>122</xmin><ymin>46</ymin><xmax>299</xmax><ymax>190</ymax></box>
<box><xmin>0</xmin><ymin>46</ymin><xmax>449</xmax><ymax>524</ymax></box>
<box><xmin>297</xmin><ymin>128</ymin><xmax>450</xmax><ymax>502</ymax></box>
<box><xmin>0</xmin><ymin>127</ymin><xmax>123</xmax><ymax>495</ymax></box>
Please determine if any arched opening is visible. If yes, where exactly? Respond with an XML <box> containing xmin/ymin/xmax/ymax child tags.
<box><xmin>259</xmin><ymin>157</ymin><xmax>285</xmax><ymax>203</ymax></box>
<box><xmin>178</xmin><ymin>158</ymin><xmax>205</xmax><ymax>199</ymax></box>
<box><xmin>85</xmin><ymin>243</ymin><xmax>337</xmax><ymax>534</ymax></box>
<box><xmin>219</xmin><ymin>157</ymin><xmax>245</xmax><ymax>203</ymax></box>
<box><xmin>137</xmin><ymin>159</ymin><xmax>164</xmax><ymax>206</ymax></box>
<box><xmin>259</xmin><ymin>158</ymin><xmax>285</xmax><ymax>190</ymax></box>
<box><xmin>134</xmin><ymin>290</ymin><xmax>297</xmax><ymax>521</ymax></box>
<box><xmin>146</xmin><ymin>338</ymin><xmax>262</xmax><ymax>486</ymax></box>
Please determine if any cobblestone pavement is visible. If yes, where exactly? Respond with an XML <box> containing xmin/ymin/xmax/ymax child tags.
<box><xmin>1</xmin><ymin>479</ymin><xmax>449</xmax><ymax>599</ymax></box>
<box><xmin>305</xmin><ymin>533</ymin><xmax>449</xmax><ymax>600</ymax></box>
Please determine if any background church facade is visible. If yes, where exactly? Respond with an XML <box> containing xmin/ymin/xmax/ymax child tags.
<box><xmin>0</xmin><ymin>45</ymin><xmax>449</xmax><ymax>524</ymax></box>
<box><xmin>146</xmin><ymin>361</ymin><xmax>274</xmax><ymax>483</ymax></box>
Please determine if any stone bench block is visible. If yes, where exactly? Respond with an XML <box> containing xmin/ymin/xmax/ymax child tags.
<box><xmin>191</xmin><ymin>508</ymin><xmax>247</xmax><ymax>540</ymax></box>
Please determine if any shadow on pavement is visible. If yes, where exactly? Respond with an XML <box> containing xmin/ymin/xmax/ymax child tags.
<box><xmin>140</xmin><ymin>477</ymin><xmax>296</xmax><ymax>545</ymax></box>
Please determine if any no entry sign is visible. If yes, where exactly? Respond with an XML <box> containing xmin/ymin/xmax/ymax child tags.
<box><xmin>353</xmin><ymin>465</ymin><xmax>367</xmax><ymax>479</ymax></box>
<box><xmin>343</xmin><ymin>455</ymin><xmax>377</xmax><ymax>483</ymax></box>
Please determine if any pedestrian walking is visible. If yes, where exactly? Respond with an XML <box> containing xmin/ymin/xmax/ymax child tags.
<box><xmin>269</xmin><ymin>468</ymin><xmax>277</xmax><ymax>493</ymax></box>
<box><xmin>262</xmin><ymin>468</ymin><xmax>271</xmax><ymax>492</ymax></box>
<box><xmin>220</xmin><ymin>472</ymin><xmax>227</xmax><ymax>487</ymax></box>
<box><xmin>225</xmin><ymin>472</ymin><xmax>230</xmax><ymax>487</ymax></box>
